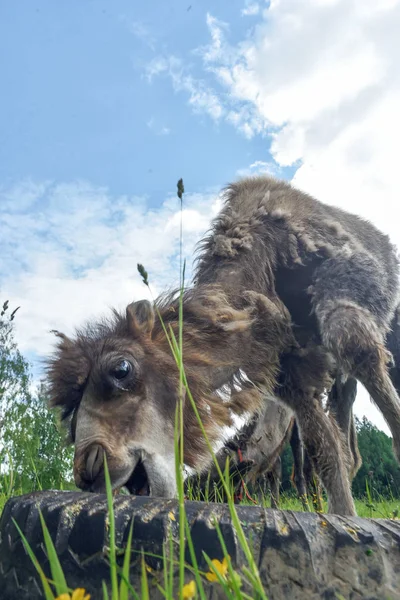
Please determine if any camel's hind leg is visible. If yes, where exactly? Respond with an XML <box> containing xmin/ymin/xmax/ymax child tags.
<box><xmin>312</xmin><ymin>255</ymin><xmax>400</xmax><ymax>463</ymax></box>
<box><xmin>277</xmin><ymin>346</ymin><xmax>356</xmax><ymax>516</ymax></box>
<box><xmin>327</xmin><ymin>375</ymin><xmax>362</xmax><ymax>479</ymax></box>
<box><xmin>247</xmin><ymin>290</ymin><xmax>356</xmax><ymax>515</ymax></box>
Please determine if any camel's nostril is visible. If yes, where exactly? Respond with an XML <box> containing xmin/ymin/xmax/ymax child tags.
<box><xmin>85</xmin><ymin>444</ymin><xmax>105</xmax><ymax>482</ymax></box>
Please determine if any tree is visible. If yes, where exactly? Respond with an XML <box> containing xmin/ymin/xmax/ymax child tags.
<box><xmin>1</xmin><ymin>300</ymin><xmax>74</xmax><ymax>494</ymax></box>
<box><xmin>2</xmin><ymin>381</ymin><xmax>74</xmax><ymax>491</ymax></box>
<box><xmin>352</xmin><ymin>416</ymin><xmax>400</xmax><ymax>498</ymax></box>
<box><xmin>0</xmin><ymin>300</ymin><xmax>29</xmax><ymax>424</ymax></box>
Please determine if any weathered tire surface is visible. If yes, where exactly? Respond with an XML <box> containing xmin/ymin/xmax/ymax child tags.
<box><xmin>0</xmin><ymin>491</ymin><xmax>399</xmax><ymax>600</ymax></box>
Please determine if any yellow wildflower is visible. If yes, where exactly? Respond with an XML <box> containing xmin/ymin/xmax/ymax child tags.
<box><xmin>168</xmin><ymin>511</ymin><xmax>176</xmax><ymax>521</ymax></box>
<box><xmin>55</xmin><ymin>589</ymin><xmax>90</xmax><ymax>600</ymax></box>
<box><xmin>206</xmin><ymin>556</ymin><xmax>229</xmax><ymax>582</ymax></box>
<box><xmin>182</xmin><ymin>579</ymin><xmax>197</xmax><ymax>598</ymax></box>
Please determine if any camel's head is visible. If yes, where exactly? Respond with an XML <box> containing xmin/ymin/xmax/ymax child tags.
<box><xmin>46</xmin><ymin>300</ymin><xmax>181</xmax><ymax>497</ymax></box>
<box><xmin>46</xmin><ymin>288</ymin><xmax>258</xmax><ymax>498</ymax></box>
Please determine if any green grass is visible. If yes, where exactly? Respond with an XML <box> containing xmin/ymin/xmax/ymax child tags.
<box><xmin>247</xmin><ymin>493</ymin><xmax>400</xmax><ymax>520</ymax></box>
<box><xmin>2</xmin><ymin>489</ymin><xmax>399</xmax><ymax>520</ymax></box>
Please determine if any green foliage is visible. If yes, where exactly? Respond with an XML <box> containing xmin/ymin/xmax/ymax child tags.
<box><xmin>352</xmin><ymin>416</ymin><xmax>400</xmax><ymax>499</ymax></box>
<box><xmin>0</xmin><ymin>298</ymin><xmax>74</xmax><ymax>496</ymax></box>
<box><xmin>0</xmin><ymin>300</ymin><xmax>30</xmax><ymax>413</ymax></box>
<box><xmin>2</xmin><ymin>381</ymin><xmax>74</xmax><ymax>492</ymax></box>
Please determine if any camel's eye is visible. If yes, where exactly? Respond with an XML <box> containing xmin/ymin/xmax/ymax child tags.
<box><xmin>111</xmin><ymin>360</ymin><xmax>132</xmax><ymax>380</ymax></box>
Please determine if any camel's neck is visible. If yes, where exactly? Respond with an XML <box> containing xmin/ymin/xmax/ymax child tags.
<box><xmin>153</xmin><ymin>283</ymin><xmax>256</xmax><ymax>390</ymax></box>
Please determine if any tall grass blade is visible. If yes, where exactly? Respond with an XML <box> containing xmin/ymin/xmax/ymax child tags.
<box><xmin>168</xmin><ymin>531</ymin><xmax>174</xmax><ymax>598</ymax></box>
<box><xmin>38</xmin><ymin>509</ymin><xmax>68</xmax><ymax>595</ymax></box>
<box><xmin>119</xmin><ymin>517</ymin><xmax>135</xmax><ymax>600</ymax></box>
<box><xmin>12</xmin><ymin>518</ymin><xmax>55</xmax><ymax>600</ymax></box>
<box><xmin>141</xmin><ymin>553</ymin><xmax>150</xmax><ymax>600</ymax></box>
<box><xmin>174</xmin><ymin>401</ymin><xmax>186</xmax><ymax>599</ymax></box>
<box><xmin>104</xmin><ymin>454</ymin><xmax>119</xmax><ymax>599</ymax></box>
<box><xmin>102</xmin><ymin>580</ymin><xmax>110</xmax><ymax>600</ymax></box>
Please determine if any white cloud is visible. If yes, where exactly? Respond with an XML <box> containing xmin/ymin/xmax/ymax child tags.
<box><xmin>192</xmin><ymin>0</ymin><xmax>400</xmax><ymax>432</ymax></box>
<box><xmin>145</xmin><ymin>57</ymin><xmax>169</xmax><ymax>82</ymax></box>
<box><xmin>197</xmin><ymin>1</ymin><xmax>400</xmax><ymax>238</ymax></box>
<box><xmin>145</xmin><ymin>55</ymin><xmax>224</xmax><ymax>121</ymax></box>
<box><xmin>241</xmin><ymin>2</ymin><xmax>260</xmax><ymax>17</ymax></box>
<box><xmin>0</xmin><ymin>181</ymin><xmax>221</xmax><ymax>359</ymax></box>
<box><xmin>128</xmin><ymin>20</ymin><xmax>156</xmax><ymax>50</ymax></box>
<box><xmin>0</xmin><ymin>180</ymin><xmax>51</xmax><ymax>213</ymax></box>
<box><xmin>236</xmin><ymin>160</ymin><xmax>284</xmax><ymax>178</ymax></box>
<box><xmin>200</xmin><ymin>14</ymin><xmax>231</xmax><ymax>64</ymax></box>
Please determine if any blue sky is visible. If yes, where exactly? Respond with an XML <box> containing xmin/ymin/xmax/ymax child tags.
<box><xmin>1</xmin><ymin>0</ymin><xmax>400</xmax><ymax>431</ymax></box>
<box><xmin>0</xmin><ymin>0</ymin><xmax>289</xmax><ymax>199</ymax></box>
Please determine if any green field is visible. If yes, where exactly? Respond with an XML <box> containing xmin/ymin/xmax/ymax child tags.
<box><xmin>2</xmin><ymin>487</ymin><xmax>399</xmax><ymax>519</ymax></box>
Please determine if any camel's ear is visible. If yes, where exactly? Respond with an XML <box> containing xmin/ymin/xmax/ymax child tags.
<box><xmin>126</xmin><ymin>300</ymin><xmax>155</xmax><ymax>339</ymax></box>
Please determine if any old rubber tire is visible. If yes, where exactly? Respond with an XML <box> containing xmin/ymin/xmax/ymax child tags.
<box><xmin>0</xmin><ymin>490</ymin><xmax>400</xmax><ymax>599</ymax></box>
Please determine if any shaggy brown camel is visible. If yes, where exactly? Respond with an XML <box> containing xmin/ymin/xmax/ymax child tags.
<box><xmin>47</xmin><ymin>176</ymin><xmax>400</xmax><ymax>515</ymax></box>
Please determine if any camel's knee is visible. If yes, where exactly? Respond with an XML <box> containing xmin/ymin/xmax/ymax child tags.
<box><xmin>277</xmin><ymin>345</ymin><xmax>335</xmax><ymax>405</ymax></box>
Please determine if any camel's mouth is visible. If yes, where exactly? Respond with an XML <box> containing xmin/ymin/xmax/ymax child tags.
<box><xmin>125</xmin><ymin>459</ymin><xmax>151</xmax><ymax>496</ymax></box>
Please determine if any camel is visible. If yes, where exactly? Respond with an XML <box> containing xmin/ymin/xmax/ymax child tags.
<box><xmin>46</xmin><ymin>176</ymin><xmax>400</xmax><ymax>515</ymax></box>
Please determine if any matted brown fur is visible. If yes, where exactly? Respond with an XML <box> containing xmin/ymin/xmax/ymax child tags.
<box><xmin>47</xmin><ymin>175</ymin><xmax>400</xmax><ymax>515</ymax></box>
